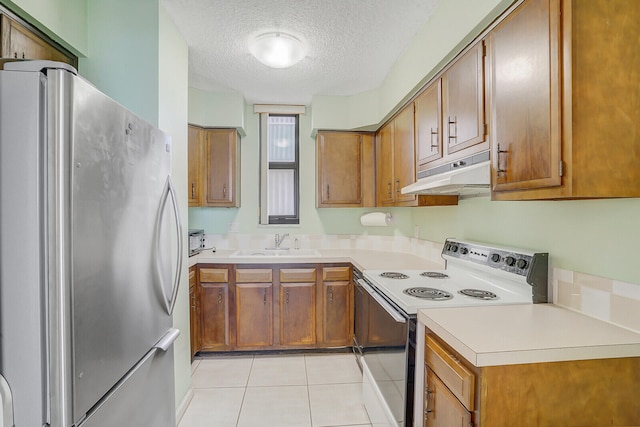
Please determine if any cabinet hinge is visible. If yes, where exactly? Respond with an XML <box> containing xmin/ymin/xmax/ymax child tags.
<box><xmin>559</xmin><ymin>160</ymin><xmax>564</xmax><ymax>177</ymax></box>
<box><xmin>482</xmin><ymin>43</ymin><xmax>487</xmax><ymax>57</ymax></box>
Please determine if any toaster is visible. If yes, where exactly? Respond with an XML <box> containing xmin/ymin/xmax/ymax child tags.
<box><xmin>188</xmin><ymin>229</ymin><xmax>205</xmax><ymax>256</ymax></box>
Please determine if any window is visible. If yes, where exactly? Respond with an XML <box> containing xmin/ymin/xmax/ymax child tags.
<box><xmin>259</xmin><ymin>113</ymin><xmax>299</xmax><ymax>224</ymax></box>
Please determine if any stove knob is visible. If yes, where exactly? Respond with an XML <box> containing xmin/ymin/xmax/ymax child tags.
<box><xmin>460</xmin><ymin>247</ymin><xmax>469</xmax><ymax>255</ymax></box>
<box><xmin>451</xmin><ymin>245</ymin><xmax>458</xmax><ymax>252</ymax></box>
<box><xmin>505</xmin><ymin>256</ymin><xmax>516</xmax><ymax>267</ymax></box>
<box><xmin>490</xmin><ymin>253</ymin><xmax>501</xmax><ymax>263</ymax></box>
<box><xmin>516</xmin><ymin>258</ymin><xmax>528</xmax><ymax>269</ymax></box>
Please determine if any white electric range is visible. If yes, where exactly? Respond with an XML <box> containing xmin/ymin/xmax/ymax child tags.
<box><xmin>354</xmin><ymin>238</ymin><xmax>549</xmax><ymax>427</ymax></box>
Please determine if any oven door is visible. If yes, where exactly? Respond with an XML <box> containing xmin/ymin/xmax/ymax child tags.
<box><xmin>355</xmin><ymin>277</ymin><xmax>409</xmax><ymax>427</ymax></box>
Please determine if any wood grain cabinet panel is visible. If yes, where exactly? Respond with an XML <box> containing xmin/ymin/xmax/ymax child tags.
<box><xmin>280</xmin><ymin>282</ymin><xmax>316</xmax><ymax>346</ymax></box>
<box><xmin>442</xmin><ymin>41</ymin><xmax>486</xmax><ymax>156</ymax></box>
<box><xmin>199</xmin><ymin>282</ymin><xmax>230</xmax><ymax>350</ymax></box>
<box><xmin>321</xmin><ymin>280</ymin><xmax>351</xmax><ymax>346</ymax></box>
<box><xmin>490</xmin><ymin>0</ymin><xmax>640</xmax><ymax>199</ymax></box>
<box><xmin>415</xmin><ymin>80</ymin><xmax>443</xmax><ymax>169</ymax></box>
<box><xmin>316</xmin><ymin>131</ymin><xmax>375</xmax><ymax>207</ymax></box>
<box><xmin>188</xmin><ymin>267</ymin><xmax>200</xmax><ymax>359</ymax></box>
<box><xmin>376</xmin><ymin>122</ymin><xmax>396</xmax><ymax>206</ymax></box>
<box><xmin>187</xmin><ymin>125</ymin><xmax>203</xmax><ymax>207</ymax></box>
<box><xmin>424</xmin><ymin>368</ymin><xmax>472</xmax><ymax>427</ymax></box>
<box><xmin>235</xmin><ymin>283</ymin><xmax>273</xmax><ymax>348</ymax></box>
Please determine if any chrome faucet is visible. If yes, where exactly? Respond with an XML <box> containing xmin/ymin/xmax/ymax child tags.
<box><xmin>274</xmin><ymin>233</ymin><xmax>289</xmax><ymax>249</ymax></box>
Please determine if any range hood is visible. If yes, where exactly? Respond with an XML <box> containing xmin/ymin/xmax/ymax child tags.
<box><xmin>401</xmin><ymin>151</ymin><xmax>490</xmax><ymax>197</ymax></box>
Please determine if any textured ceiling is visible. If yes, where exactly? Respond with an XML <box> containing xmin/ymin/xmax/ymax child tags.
<box><xmin>162</xmin><ymin>0</ymin><xmax>440</xmax><ymax>105</ymax></box>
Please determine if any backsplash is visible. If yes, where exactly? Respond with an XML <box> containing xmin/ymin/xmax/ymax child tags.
<box><xmin>202</xmin><ymin>233</ymin><xmax>445</xmax><ymax>265</ymax></box>
<box><xmin>553</xmin><ymin>268</ymin><xmax>640</xmax><ymax>333</ymax></box>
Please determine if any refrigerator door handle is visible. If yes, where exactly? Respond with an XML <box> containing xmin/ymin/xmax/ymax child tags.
<box><xmin>155</xmin><ymin>175</ymin><xmax>184</xmax><ymax>316</ymax></box>
<box><xmin>153</xmin><ymin>328</ymin><xmax>180</xmax><ymax>352</ymax></box>
<box><xmin>1</xmin><ymin>374</ymin><xmax>14</xmax><ymax>427</ymax></box>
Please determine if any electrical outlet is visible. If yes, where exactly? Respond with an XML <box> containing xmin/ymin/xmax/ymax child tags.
<box><xmin>227</xmin><ymin>222</ymin><xmax>239</xmax><ymax>233</ymax></box>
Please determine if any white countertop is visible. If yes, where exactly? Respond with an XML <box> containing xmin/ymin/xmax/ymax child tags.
<box><xmin>189</xmin><ymin>248</ymin><xmax>443</xmax><ymax>272</ymax></box>
<box><xmin>418</xmin><ymin>304</ymin><xmax>640</xmax><ymax>367</ymax></box>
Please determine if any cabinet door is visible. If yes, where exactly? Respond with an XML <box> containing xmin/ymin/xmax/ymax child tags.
<box><xmin>200</xmin><ymin>282</ymin><xmax>230</xmax><ymax>350</ymax></box>
<box><xmin>443</xmin><ymin>41</ymin><xmax>486</xmax><ymax>155</ymax></box>
<box><xmin>317</xmin><ymin>132</ymin><xmax>362</xmax><ymax>206</ymax></box>
<box><xmin>425</xmin><ymin>369</ymin><xmax>471</xmax><ymax>427</ymax></box>
<box><xmin>187</xmin><ymin>125</ymin><xmax>202</xmax><ymax>207</ymax></box>
<box><xmin>188</xmin><ymin>268</ymin><xmax>200</xmax><ymax>358</ymax></box>
<box><xmin>393</xmin><ymin>105</ymin><xmax>417</xmax><ymax>205</ymax></box>
<box><xmin>415</xmin><ymin>80</ymin><xmax>443</xmax><ymax>169</ymax></box>
<box><xmin>235</xmin><ymin>283</ymin><xmax>273</xmax><ymax>348</ymax></box>
<box><xmin>203</xmin><ymin>129</ymin><xmax>238</xmax><ymax>207</ymax></box>
<box><xmin>375</xmin><ymin>122</ymin><xmax>395</xmax><ymax>206</ymax></box>
<box><xmin>489</xmin><ymin>0</ymin><xmax>562</xmax><ymax>192</ymax></box>
<box><xmin>322</xmin><ymin>281</ymin><xmax>352</xmax><ymax>346</ymax></box>
<box><xmin>280</xmin><ymin>282</ymin><xmax>316</xmax><ymax>346</ymax></box>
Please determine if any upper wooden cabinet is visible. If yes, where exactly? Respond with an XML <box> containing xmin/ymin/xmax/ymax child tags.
<box><xmin>376</xmin><ymin>105</ymin><xmax>418</xmax><ymax>206</ymax></box>
<box><xmin>0</xmin><ymin>14</ymin><xmax>77</xmax><ymax>68</ymax></box>
<box><xmin>188</xmin><ymin>125</ymin><xmax>240</xmax><ymax>207</ymax></box>
<box><xmin>490</xmin><ymin>0</ymin><xmax>640</xmax><ymax>199</ymax></box>
<box><xmin>316</xmin><ymin>131</ymin><xmax>375</xmax><ymax>207</ymax></box>
<box><xmin>442</xmin><ymin>41</ymin><xmax>486</xmax><ymax>156</ymax></box>
<box><xmin>415</xmin><ymin>79</ymin><xmax>443</xmax><ymax>168</ymax></box>
<box><xmin>187</xmin><ymin>125</ymin><xmax>203</xmax><ymax>207</ymax></box>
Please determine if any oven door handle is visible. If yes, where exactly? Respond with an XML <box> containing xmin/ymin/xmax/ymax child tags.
<box><xmin>357</xmin><ymin>279</ymin><xmax>407</xmax><ymax>323</ymax></box>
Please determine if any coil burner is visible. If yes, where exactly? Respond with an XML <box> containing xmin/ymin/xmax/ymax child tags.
<box><xmin>380</xmin><ymin>272</ymin><xmax>410</xmax><ymax>279</ymax></box>
<box><xmin>458</xmin><ymin>289</ymin><xmax>498</xmax><ymax>300</ymax></box>
<box><xmin>420</xmin><ymin>272</ymin><xmax>449</xmax><ymax>279</ymax></box>
<box><xmin>403</xmin><ymin>287</ymin><xmax>453</xmax><ymax>300</ymax></box>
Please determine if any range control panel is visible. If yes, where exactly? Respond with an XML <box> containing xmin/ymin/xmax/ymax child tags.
<box><xmin>442</xmin><ymin>239</ymin><xmax>535</xmax><ymax>276</ymax></box>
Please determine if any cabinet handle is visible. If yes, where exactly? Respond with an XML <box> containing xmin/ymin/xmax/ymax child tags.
<box><xmin>496</xmin><ymin>143</ymin><xmax>508</xmax><ymax>175</ymax></box>
<box><xmin>425</xmin><ymin>389</ymin><xmax>434</xmax><ymax>417</ymax></box>
<box><xmin>222</xmin><ymin>185</ymin><xmax>227</xmax><ymax>198</ymax></box>
<box><xmin>430</xmin><ymin>128</ymin><xmax>438</xmax><ymax>150</ymax></box>
<box><xmin>448</xmin><ymin>116</ymin><xmax>457</xmax><ymax>141</ymax></box>
<box><xmin>387</xmin><ymin>181</ymin><xmax>392</xmax><ymax>197</ymax></box>
<box><xmin>329</xmin><ymin>288</ymin><xmax>333</xmax><ymax>304</ymax></box>
<box><xmin>191</xmin><ymin>183</ymin><xmax>195</xmax><ymax>198</ymax></box>
<box><xmin>395</xmin><ymin>178</ymin><xmax>400</xmax><ymax>194</ymax></box>
<box><xmin>285</xmin><ymin>290</ymin><xmax>289</xmax><ymax>304</ymax></box>
<box><xmin>191</xmin><ymin>294</ymin><xmax>196</xmax><ymax>310</ymax></box>
<box><xmin>263</xmin><ymin>288</ymin><xmax>267</xmax><ymax>305</ymax></box>
<box><xmin>217</xmin><ymin>289</ymin><xmax>222</xmax><ymax>305</ymax></box>
<box><xmin>327</xmin><ymin>184</ymin><xmax>330</xmax><ymax>200</ymax></box>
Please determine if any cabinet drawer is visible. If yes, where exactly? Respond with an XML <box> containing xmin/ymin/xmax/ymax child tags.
<box><xmin>322</xmin><ymin>267</ymin><xmax>350</xmax><ymax>281</ymax></box>
<box><xmin>425</xmin><ymin>335</ymin><xmax>475</xmax><ymax>410</ymax></box>
<box><xmin>280</xmin><ymin>268</ymin><xmax>316</xmax><ymax>283</ymax></box>
<box><xmin>199</xmin><ymin>268</ymin><xmax>228</xmax><ymax>283</ymax></box>
<box><xmin>236</xmin><ymin>268</ymin><xmax>272</xmax><ymax>283</ymax></box>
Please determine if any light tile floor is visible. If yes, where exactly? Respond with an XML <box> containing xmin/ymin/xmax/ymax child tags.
<box><xmin>178</xmin><ymin>353</ymin><xmax>372</xmax><ymax>427</ymax></box>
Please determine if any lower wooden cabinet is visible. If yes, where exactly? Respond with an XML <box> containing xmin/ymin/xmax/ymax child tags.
<box><xmin>280</xmin><ymin>268</ymin><xmax>317</xmax><ymax>346</ymax></box>
<box><xmin>424</xmin><ymin>368</ymin><xmax>471</xmax><ymax>427</ymax></box>
<box><xmin>199</xmin><ymin>267</ymin><xmax>231</xmax><ymax>351</ymax></box>
<box><xmin>188</xmin><ymin>267</ymin><xmax>200</xmax><ymax>360</ymax></box>
<box><xmin>191</xmin><ymin>263</ymin><xmax>353</xmax><ymax>353</ymax></box>
<box><xmin>235</xmin><ymin>269</ymin><xmax>274</xmax><ymax>348</ymax></box>
<box><xmin>320</xmin><ymin>267</ymin><xmax>352</xmax><ymax>346</ymax></box>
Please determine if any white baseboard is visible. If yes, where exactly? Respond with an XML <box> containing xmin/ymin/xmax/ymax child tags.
<box><xmin>175</xmin><ymin>387</ymin><xmax>194</xmax><ymax>425</ymax></box>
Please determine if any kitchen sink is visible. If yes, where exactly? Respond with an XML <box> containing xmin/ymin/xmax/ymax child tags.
<box><xmin>230</xmin><ymin>248</ymin><xmax>322</xmax><ymax>258</ymax></box>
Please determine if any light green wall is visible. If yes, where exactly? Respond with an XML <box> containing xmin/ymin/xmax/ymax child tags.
<box><xmin>411</xmin><ymin>198</ymin><xmax>640</xmax><ymax>285</ymax></box>
<box><xmin>158</xmin><ymin>6</ymin><xmax>191</xmax><ymax>411</ymax></box>
<box><xmin>189</xmin><ymin>87</ymin><xmax>246</xmax><ymax>135</ymax></box>
<box><xmin>310</xmin><ymin>0</ymin><xmax>514</xmax><ymax>133</ymax></box>
<box><xmin>79</xmin><ymin>0</ymin><xmax>159</xmax><ymax>126</ymax></box>
<box><xmin>188</xmin><ymin>100</ymin><xmax>414</xmax><ymax>237</ymax></box>
<box><xmin>0</xmin><ymin>0</ymin><xmax>87</xmax><ymax>55</ymax></box>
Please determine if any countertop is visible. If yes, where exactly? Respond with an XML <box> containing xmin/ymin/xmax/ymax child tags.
<box><xmin>188</xmin><ymin>248</ymin><xmax>443</xmax><ymax>272</ymax></box>
<box><xmin>418</xmin><ymin>304</ymin><xmax>640</xmax><ymax>367</ymax></box>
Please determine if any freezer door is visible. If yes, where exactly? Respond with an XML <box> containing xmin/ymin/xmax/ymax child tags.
<box><xmin>77</xmin><ymin>330</ymin><xmax>178</xmax><ymax>427</ymax></box>
<box><xmin>47</xmin><ymin>70</ymin><xmax>180</xmax><ymax>422</ymax></box>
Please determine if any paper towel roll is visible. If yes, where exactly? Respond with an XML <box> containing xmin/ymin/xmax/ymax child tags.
<box><xmin>360</xmin><ymin>212</ymin><xmax>391</xmax><ymax>227</ymax></box>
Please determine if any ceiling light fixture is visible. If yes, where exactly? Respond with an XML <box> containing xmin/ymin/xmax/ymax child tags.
<box><xmin>249</xmin><ymin>32</ymin><xmax>306</xmax><ymax>69</ymax></box>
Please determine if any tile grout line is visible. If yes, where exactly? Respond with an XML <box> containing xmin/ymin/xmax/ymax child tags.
<box><xmin>235</xmin><ymin>355</ymin><xmax>254</xmax><ymax>427</ymax></box>
<box><xmin>304</xmin><ymin>354</ymin><xmax>314</xmax><ymax>427</ymax></box>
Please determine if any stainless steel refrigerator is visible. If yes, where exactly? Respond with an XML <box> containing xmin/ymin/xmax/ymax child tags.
<box><xmin>0</xmin><ymin>60</ymin><xmax>183</xmax><ymax>426</ymax></box>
